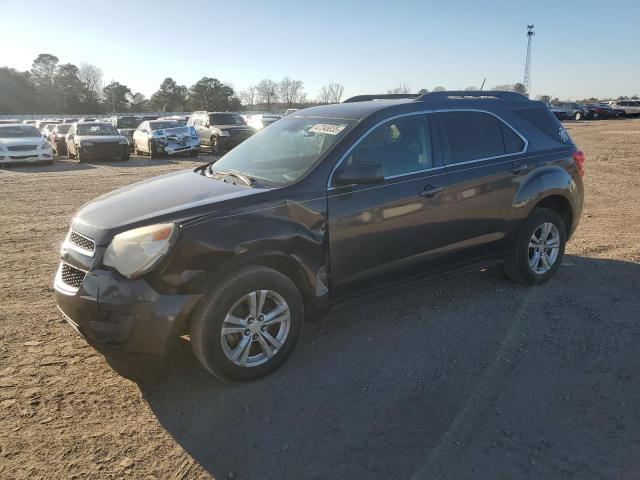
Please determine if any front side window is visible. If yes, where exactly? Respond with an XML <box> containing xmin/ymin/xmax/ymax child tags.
<box><xmin>211</xmin><ymin>116</ymin><xmax>357</xmax><ymax>186</ymax></box>
<box><xmin>343</xmin><ymin>114</ymin><xmax>432</xmax><ymax>178</ymax></box>
<box><xmin>438</xmin><ymin>111</ymin><xmax>524</xmax><ymax>164</ymax></box>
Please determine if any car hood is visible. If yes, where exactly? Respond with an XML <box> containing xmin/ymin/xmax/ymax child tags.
<box><xmin>76</xmin><ymin>135</ymin><xmax>123</xmax><ymax>142</ymax></box>
<box><xmin>73</xmin><ymin>169</ymin><xmax>265</xmax><ymax>237</ymax></box>
<box><xmin>0</xmin><ymin>136</ymin><xmax>44</xmax><ymax>146</ymax></box>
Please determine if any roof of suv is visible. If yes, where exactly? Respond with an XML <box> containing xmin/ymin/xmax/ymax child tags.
<box><xmin>294</xmin><ymin>91</ymin><xmax>541</xmax><ymax>121</ymax></box>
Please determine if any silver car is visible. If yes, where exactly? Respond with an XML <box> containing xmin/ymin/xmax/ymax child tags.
<box><xmin>132</xmin><ymin>120</ymin><xmax>199</xmax><ymax>158</ymax></box>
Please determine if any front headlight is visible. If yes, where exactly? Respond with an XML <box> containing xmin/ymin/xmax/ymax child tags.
<box><xmin>103</xmin><ymin>223</ymin><xmax>177</xmax><ymax>279</ymax></box>
<box><xmin>41</xmin><ymin>140</ymin><xmax>51</xmax><ymax>149</ymax></box>
<box><xmin>218</xmin><ymin>130</ymin><xmax>230</xmax><ymax>137</ymax></box>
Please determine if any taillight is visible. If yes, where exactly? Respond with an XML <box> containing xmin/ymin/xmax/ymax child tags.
<box><xmin>572</xmin><ymin>150</ymin><xmax>585</xmax><ymax>177</ymax></box>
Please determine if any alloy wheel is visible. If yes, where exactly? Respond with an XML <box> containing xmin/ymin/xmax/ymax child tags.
<box><xmin>528</xmin><ymin>222</ymin><xmax>560</xmax><ymax>274</ymax></box>
<box><xmin>220</xmin><ymin>290</ymin><xmax>291</xmax><ymax>367</ymax></box>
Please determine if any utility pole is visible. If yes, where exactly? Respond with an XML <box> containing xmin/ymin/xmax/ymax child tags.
<box><xmin>523</xmin><ymin>25</ymin><xmax>535</xmax><ymax>97</ymax></box>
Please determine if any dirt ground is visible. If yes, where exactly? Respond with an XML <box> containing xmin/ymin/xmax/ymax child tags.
<box><xmin>1</xmin><ymin>120</ymin><xmax>639</xmax><ymax>479</ymax></box>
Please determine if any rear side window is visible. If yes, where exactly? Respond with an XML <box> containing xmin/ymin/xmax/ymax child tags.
<box><xmin>512</xmin><ymin>107</ymin><xmax>573</xmax><ymax>145</ymax></box>
<box><xmin>438</xmin><ymin>111</ymin><xmax>523</xmax><ymax>164</ymax></box>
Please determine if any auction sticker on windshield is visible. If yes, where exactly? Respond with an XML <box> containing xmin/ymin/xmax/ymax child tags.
<box><xmin>309</xmin><ymin>123</ymin><xmax>347</xmax><ymax>135</ymax></box>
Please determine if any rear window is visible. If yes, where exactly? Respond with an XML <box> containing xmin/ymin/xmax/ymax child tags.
<box><xmin>512</xmin><ymin>107</ymin><xmax>573</xmax><ymax>145</ymax></box>
<box><xmin>438</xmin><ymin>111</ymin><xmax>524</xmax><ymax>164</ymax></box>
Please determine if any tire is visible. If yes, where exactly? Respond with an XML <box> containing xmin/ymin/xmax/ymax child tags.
<box><xmin>121</xmin><ymin>152</ymin><xmax>130</xmax><ymax>161</ymax></box>
<box><xmin>133</xmin><ymin>140</ymin><xmax>140</xmax><ymax>155</ymax></box>
<box><xmin>504</xmin><ymin>207</ymin><xmax>566</xmax><ymax>285</ymax></box>
<box><xmin>76</xmin><ymin>149</ymin><xmax>84</xmax><ymax>164</ymax></box>
<box><xmin>149</xmin><ymin>141</ymin><xmax>159</xmax><ymax>158</ymax></box>
<box><xmin>574</xmin><ymin>112</ymin><xmax>582</xmax><ymax>121</ymax></box>
<box><xmin>189</xmin><ymin>149</ymin><xmax>199</xmax><ymax>157</ymax></box>
<box><xmin>190</xmin><ymin>266</ymin><xmax>304</xmax><ymax>382</ymax></box>
<box><xmin>210</xmin><ymin>136</ymin><xmax>219</xmax><ymax>155</ymax></box>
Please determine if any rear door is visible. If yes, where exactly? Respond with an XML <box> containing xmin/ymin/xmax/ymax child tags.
<box><xmin>328</xmin><ymin>112</ymin><xmax>450</xmax><ymax>291</ymax></box>
<box><xmin>436</xmin><ymin>110</ymin><xmax>528</xmax><ymax>260</ymax></box>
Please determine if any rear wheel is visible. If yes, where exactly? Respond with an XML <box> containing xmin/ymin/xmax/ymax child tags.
<box><xmin>149</xmin><ymin>141</ymin><xmax>159</xmax><ymax>158</ymax></box>
<box><xmin>210</xmin><ymin>136</ymin><xmax>219</xmax><ymax>155</ymax></box>
<box><xmin>121</xmin><ymin>151</ymin><xmax>130</xmax><ymax>161</ymax></box>
<box><xmin>504</xmin><ymin>207</ymin><xmax>566</xmax><ymax>285</ymax></box>
<box><xmin>574</xmin><ymin>111</ymin><xmax>582</xmax><ymax>121</ymax></box>
<box><xmin>133</xmin><ymin>140</ymin><xmax>140</xmax><ymax>155</ymax></box>
<box><xmin>190</xmin><ymin>266</ymin><xmax>303</xmax><ymax>382</ymax></box>
<box><xmin>76</xmin><ymin>149</ymin><xmax>85</xmax><ymax>164</ymax></box>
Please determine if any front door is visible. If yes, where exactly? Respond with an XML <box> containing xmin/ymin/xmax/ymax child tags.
<box><xmin>327</xmin><ymin>113</ymin><xmax>449</xmax><ymax>292</ymax></box>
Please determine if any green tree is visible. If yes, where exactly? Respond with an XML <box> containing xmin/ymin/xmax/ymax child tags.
<box><xmin>31</xmin><ymin>53</ymin><xmax>59</xmax><ymax>112</ymax></box>
<box><xmin>513</xmin><ymin>82</ymin><xmax>527</xmax><ymax>95</ymax></box>
<box><xmin>186</xmin><ymin>77</ymin><xmax>236</xmax><ymax>111</ymax></box>
<box><xmin>149</xmin><ymin>78</ymin><xmax>187</xmax><ymax>111</ymax></box>
<box><xmin>102</xmin><ymin>81</ymin><xmax>132</xmax><ymax>112</ymax></box>
<box><xmin>54</xmin><ymin>63</ymin><xmax>84</xmax><ymax>113</ymax></box>
<box><xmin>0</xmin><ymin>67</ymin><xmax>40</xmax><ymax>114</ymax></box>
<box><xmin>129</xmin><ymin>92</ymin><xmax>150</xmax><ymax>112</ymax></box>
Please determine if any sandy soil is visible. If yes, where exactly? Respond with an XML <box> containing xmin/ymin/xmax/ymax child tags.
<box><xmin>1</xmin><ymin>120</ymin><xmax>639</xmax><ymax>479</ymax></box>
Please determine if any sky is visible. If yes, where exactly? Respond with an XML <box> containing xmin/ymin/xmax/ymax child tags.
<box><xmin>1</xmin><ymin>0</ymin><xmax>639</xmax><ymax>101</ymax></box>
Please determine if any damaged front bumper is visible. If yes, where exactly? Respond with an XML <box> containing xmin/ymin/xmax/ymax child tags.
<box><xmin>154</xmin><ymin>137</ymin><xmax>200</xmax><ymax>156</ymax></box>
<box><xmin>54</xmin><ymin>263</ymin><xmax>201</xmax><ymax>358</ymax></box>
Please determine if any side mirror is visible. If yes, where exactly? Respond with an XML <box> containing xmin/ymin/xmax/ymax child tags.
<box><xmin>334</xmin><ymin>163</ymin><xmax>384</xmax><ymax>186</ymax></box>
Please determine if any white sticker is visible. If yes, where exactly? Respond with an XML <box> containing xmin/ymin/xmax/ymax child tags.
<box><xmin>558</xmin><ymin>126</ymin><xmax>569</xmax><ymax>143</ymax></box>
<box><xmin>309</xmin><ymin>123</ymin><xmax>347</xmax><ymax>135</ymax></box>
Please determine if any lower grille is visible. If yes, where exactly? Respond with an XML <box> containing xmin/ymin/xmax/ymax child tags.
<box><xmin>8</xmin><ymin>145</ymin><xmax>37</xmax><ymax>151</ymax></box>
<box><xmin>61</xmin><ymin>263</ymin><xmax>86</xmax><ymax>289</ymax></box>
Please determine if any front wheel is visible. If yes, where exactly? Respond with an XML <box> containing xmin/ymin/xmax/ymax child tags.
<box><xmin>210</xmin><ymin>136</ymin><xmax>219</xmax><ymax>155</ymax></box>
<box><xmin>574</xmin><ymin>111</ymin><xmax>582</xmax><ymax>121</ymax></box>
<box><xmin>504</xmin><ymin>207</ymin><xmax>566</xmax><ymax>285</ymax></box>
<box><xmin>76</xmin><ymin>149</ymin><xmax>85</xmax><ymax>164</ymax></box>
<box><xmin>149</xmin><ymin>141</ymin><xmax>159</xmax><ymax>158</ymax></box>
<box><xmin>190</xmin><ymin>266</ymin><xmax>304</xmax><ymax>382</ymax></box>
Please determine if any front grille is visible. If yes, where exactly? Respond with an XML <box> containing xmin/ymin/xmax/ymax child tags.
<box><xmin>69</xmin><ymin>230</ymin><xmax>95</xmax><ymax>252</ymax></box>
<box><xmin>8</xmin><ymin>145</ymin><xmax>37</xmax><ymax>151</ymax></box>
<box><xmin>61</xmin><ymin>263</ymin><xmax>86</xmax><ymax>289</ymax></box>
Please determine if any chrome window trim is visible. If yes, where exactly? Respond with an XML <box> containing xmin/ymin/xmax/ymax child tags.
<box><xmin>326</xmin><ymin>108</ymin><xmax>528</xmax><ymax>191</ymax></box>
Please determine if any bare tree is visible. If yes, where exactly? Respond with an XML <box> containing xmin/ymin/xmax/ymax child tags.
<box><xmin>317</xmin><ymin>85</ymin><xmax>332</xmax><ymax>104</ymax></box>
<box><xmin>78</xmin><ymin>62</ymin><xmax>103</xmax><ymax>94</ymax></box>
<box><xmin>328</xmin><ymin>82</ymin><xmax>344</xmax><ymax>103</ymax></box>
<box><xmin>387</xmin><ymin>82</ymin><xmax>411</xmax><ymax>94</ymax></box>
<box><xmin>239</xmin><ymin>85</ymin><xmax>257</xmax><ymax>108</ymax></box>
<box><xmin>464</xmin><ymin>86</ymin><xmax>478</xmax><ymax>91</ymax></box>
<box><xmin>278</xmin><ymin>77</ymin><xmax>304</xmax><ymax>107</ymax></box>
<box><xmin>256</xmin><ymin>79</ymin><xmax>279</xmax><ymax>109</ymax></box>
<box><xmin>432</xmin><ymin>86</ymin><xmax>446</xmax><ymax>92</ymax></box>
<box><xmin>492</xmin><ymin>84</ymin><xmax>516</xmax><ymax>92</ymax></box>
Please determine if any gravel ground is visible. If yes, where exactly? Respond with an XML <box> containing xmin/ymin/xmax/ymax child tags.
<box><xmin>1</xmin><ymin>120</ymin><xmax>639</xmax><ymax>479</ymax></box>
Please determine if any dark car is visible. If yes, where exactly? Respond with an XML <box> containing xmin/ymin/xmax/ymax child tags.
<box><xmin>55</xmin><ymin>91</ymin><xmax>585</xmax><ymax>382</ymax></box>
<box><xmin>187</xmin><ymin>111</ymin><xmax>256</xmax><ymax>154</ymax></box>
<box><xmin>65</xmin><ymin>122</ymin><xmax>130</xmax><ymax>163</ymax></box>
<box><xmin>550</xmin><ymin>102</ymin><xmax>588</xmax><ymax>120</ymax></box>
<box><xmin>109</xmin><ymin>116</ymin><xmax>141</xmax><ymax>150</ymax></box>
<box><xmin>586</xmin><ymin>103</ymin><xmax>616</xmax><ymax>119</ymax></box>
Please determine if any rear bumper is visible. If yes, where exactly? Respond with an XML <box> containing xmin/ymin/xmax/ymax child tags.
<box><xmin>54</xmin><ymin>265</ymin><xmax>201</xmax><ymax>357</ymax></box>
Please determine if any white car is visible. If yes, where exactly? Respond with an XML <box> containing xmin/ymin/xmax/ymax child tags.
<box><xmin>0</xmin><ymin>124</ymin><xmax>53</xmax><ymax>166</ymax></box>
<box><xmin>132</xmin><ymin>120</ymin><xmax>199</xmax><ymax>158</ymax></box>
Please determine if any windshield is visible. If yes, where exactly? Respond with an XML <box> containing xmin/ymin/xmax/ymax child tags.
<box><xmin>116</xmin><ymin>117</ymin><xmax>140</xmax><ymax>128</ymax></box>
<box><xmin>161</xmin><ymin>126</ymin><xmax>191</xmax><ymax>135</ymax></box>
<box><xmin>0</xmin><ymin>125</ymin><xmax>42</xmax><ymax>138</ymax></box>
<box><xmin>210</xmin><ymin>116</ymin><xmax>357</xmax><ymax>186</ymax></box>
<box><xmin>149</xmin><ymin>121</ymin><xmax>182</xmax><ymax>131</ymax></box>
<box><xmin>209</xmin><ymin>113</ymin><xmax>245</xmax><ymax>125</ymax></box>
<box><xmin>55</xmin><ymin>124</ymin><xmax>71</xmax><ymax>133</ymax></box>
<box><xmin>77</xmin><ymin>123</ymin><xmax>118</xmax><ymax>136</ymax></box>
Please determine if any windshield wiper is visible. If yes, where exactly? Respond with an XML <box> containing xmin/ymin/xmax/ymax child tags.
<box><xmin>205</xmin><ymin>166</ymin><xmax>256</xmax><ymax>187</ymax></box>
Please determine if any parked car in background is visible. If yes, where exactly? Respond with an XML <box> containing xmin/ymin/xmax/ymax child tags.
<box><xmin>139</xmin><ymin>115</ymin><xmax>159</xmax><ymax>122</ymax></box>
<box><xmin>78</xmin><ymin>117</ymin><xmax>98</xmax><ymax>123</ymax></box>
<box><xmin>54</xmin><ymin>90</ymin><xmax>585</xmax><ymax>381</ymax></box>
<box><xmin>607</xmin><ymin>100</ymin><xmax>640</xmax><ymax>117</ymax></box>
<box><xmin>48</xmin><ymin>123</ymin><xmax>72</xmax><ymax>155</ymax></box>
<box><xmin>0</xmin><ymin>119</ymin><xmax>20</xmax><ymax>125</ymax></box>
<box><xmin>158</xmin><ymin>115</ymin><xmax>189</xmax><ymax>125</ymax></box>
<box><xmin>586</xmin><ymin>103</ymin><xmax>615</xmax><ymax>119</ymax></box>
<box><xmin>65</xmin><ymin>122</ymin><xmax>129</xmax><ymax>163</ymax></box>
<box><xmin>0</xmin><ymin>124</ymin><xmax>53</xmax><ymax>166</ymax></box>
<box><xmin>246</xmin><ymin>113</ymin><xmax>282</xmax><ymax>130</ymax></box>
<box><xmin>22</xmin><ymin>119</ymin><xmax>37</xmax><ymax>125</ymax></box>
<box><xmin>109</xmin><ymin>116</ymin><xmax>141</xmax><ymax>149</ymax></box>
<box><xmin>549</xmin><ymin>105</ymin><xmax>569</xmax><ymax>121</ymax></box>
<box><xmin>284</xmin><ymin>108</ymin><xmax>299</xmax><ymax>116</ymax></box>
<box><xmin>187</xmin><ymin>111</ymin><xmax>256</xmax><ymax>154</ymax></box>
<box><xmin>35</xmin><ymin>119</ymin><xmax>61</xmax><ymax>133</ymax></box>
<box><xmin>132</xmin><ymin>120</ymin><xmax>199</xmax><ymax>158</ymax></box>
<box><xmin>63</xmin><ymin>118</ymin><xmax>79</xmax><ymax>123</ymax></box>
<box><xmin>550</xmin><ymin>102</ymin><xmax>591</xmax><ymax>120</ymax></box>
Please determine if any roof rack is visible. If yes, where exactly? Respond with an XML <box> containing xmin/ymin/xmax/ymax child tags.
<box><xmin>343</xmin><ymin>93</ymin><xmax>420</xmax><ymax>103</ymax></box>
<box><xmin>415</xmin><ymin>90</ymin><xmax>528</xmax><ymax>102</ymax></box>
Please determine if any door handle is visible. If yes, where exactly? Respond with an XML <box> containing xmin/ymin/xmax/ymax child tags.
<box><xmin>509</xmin><ymin>163</ymin><xmax>528</xmax><ymax>174</ymax></box>
<box><xmin>419</xmin><ymin>185</ymin><xmax>443</xmax><ymax>197</ymax></box>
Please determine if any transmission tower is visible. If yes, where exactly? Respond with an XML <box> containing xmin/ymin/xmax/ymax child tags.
<box><xmin>523</xmin><ymin>25</ymin><xmax>535</xmax><ymax>97</ymax></box>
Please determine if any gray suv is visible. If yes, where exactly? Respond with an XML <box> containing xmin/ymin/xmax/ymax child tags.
<box><xmin>187</xmin><ymin>111</ymin><xmax>256</xmax><ymax>154</ymax></box>
<box><xmin>608</xmin><ymin>100</ymin><xmax>640</xmax><ymax>117</ymax></box>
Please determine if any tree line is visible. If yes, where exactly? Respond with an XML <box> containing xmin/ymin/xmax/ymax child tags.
<box><xmin>0</xmin><ymin>53</ymin><xmax>349</xmax><ymax>115</ymax></box>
